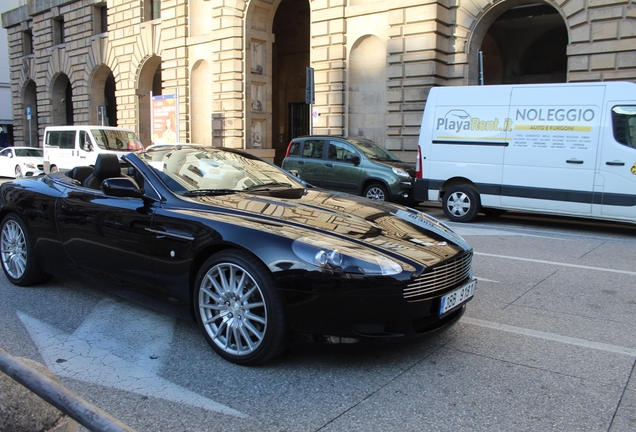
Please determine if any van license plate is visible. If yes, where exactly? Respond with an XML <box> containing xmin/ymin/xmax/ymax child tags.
<box><xmin>439</xmin><ymin>279</ymin><xmax>476</xmax><ymax>316</ymax></box>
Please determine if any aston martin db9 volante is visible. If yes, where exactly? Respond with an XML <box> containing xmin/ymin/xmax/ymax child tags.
<box><xmin>0</xmin><ymin>145</ymin><xmax>476</xmax><ymax>365</ymax></box>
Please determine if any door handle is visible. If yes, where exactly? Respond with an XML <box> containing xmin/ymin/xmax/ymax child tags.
<box><xmin>605</xmin><ymin>161</ymin><xmax>625</xmax><ymax>166</ymax></box>
<box><xmin>325</xmin><ymin>163</ymin><xmax>334</xmax><ymax>168</ymax></box>
<box><xmin>566</xmin><ymin>159</ymin><xmax>584</xmax><ymax>164</ymax></box>
<box><xmin>145</xmin><ymin>227</ymin><xmax>194</xmax><ymax>241</ymax></box>
<box><xmin>297</xmin><ymin>161</ymin><xmax>304</xmax><ymax>165</ymax></box>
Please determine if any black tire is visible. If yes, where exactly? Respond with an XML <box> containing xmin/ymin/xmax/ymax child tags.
<box><xmin>442</xmin><ymin>186</ymin><xmax>480</xmax><ymax>222</ymax></box>
<box><xmin>363</xmin><ymin>183</ymin><xmax>387</xmax><ymax>201</ymax></box>
<box><xmin>14</xmin><ymin>166</ymin><xmax>23</xmax><ymax>178</ymax></box>
<box><xmin>194</xmin><ymin>250</ymin><xmax>288</xmax><ymax>365</ymax></box>
<box><xmin>49</xmin><ymin>165</ymin><xmax>58</xmax><ymax>173</ymax></box>
<box><xmin>482</xmin><ymin>208</ymin><xmax>507</xmax><ymax>217</ymax></box>
<box><xmin>0</xmin><ymin>214</ymin><xmax>51</xmax><ymax>286</ymax></box>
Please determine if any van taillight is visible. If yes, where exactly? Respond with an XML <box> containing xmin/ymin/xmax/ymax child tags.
<box><xmin>285</xmin><ymin>141</ymin><xmax>294</xmax><ymax>157</ymax></box>
<box><xmin>415</xmin><ymin>147</ymin><xmax>422</xmax><ymax>179</ymax></box>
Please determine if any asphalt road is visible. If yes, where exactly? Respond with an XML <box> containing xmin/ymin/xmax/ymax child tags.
<box><xmin>1</xmin><ymin>201</ymin><xmax>636</xmax><ymax>431</ymax></box>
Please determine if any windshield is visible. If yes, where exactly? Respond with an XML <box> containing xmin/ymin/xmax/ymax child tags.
<box><xmin>141</xmin><ymin>146</ymin><xmax>305</xmax><ymax>195</ymax></box>
<box><xmin>14</xmin><ymin>148</ymin><xmax>43</xmax><ymax>157</ymax></box>
<box><xmin>92</xmin><ymin>129</ymin><xmax>144</xmax><ymax>151</ymax></box>
<box><xmin>349</xmin><ymin>138</ymin><xmax>401</xmax><ymax>161</ymax></box>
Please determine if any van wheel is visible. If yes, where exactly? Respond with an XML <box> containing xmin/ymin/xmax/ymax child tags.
<box><xmin>49</xmin><ymin>165</ymin><xmax>58</xmax><ymax>173</ymax></box>
<box><xmin>442</xmin><ymin>186</ymin><xmax>480</xmax><ymax>222</ymax></box>
<box><xmin>364</xmin><ymin>183</ymin><xmax>387</xmax><ymax>201</ymax></box>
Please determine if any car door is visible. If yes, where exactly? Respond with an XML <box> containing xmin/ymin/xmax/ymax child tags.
<box><xmin>596</xmin><ymin>104</ymin><xmax>636</xmax><ymax>220</ymax></box>
<box><xmin>501</xmin><ymin>85</ymin><xmax>600</xmax><ymax>216</ymax></box>
<box><xmin>76</xmin><ymin>130</ymin><xmax>96</xmax><ymax>166</ymax></box>
<box><xmin>55</xmin><ymin>181</ymin><xmax>159</xmax><ymax>290</ymax></box>
<box><xmin>296</xmin><ymin>139</ymin><xmax>326</xmax><ymax>186</ymax></box>
<box><xmin>0</xmin><ymin>148</ymin><xmax>12</xmax><ymax>177</ymax></box>
<box><xmin>322</xmin><ymin>140</ymin><xmax>362</xmax><ymax>193</ymax></box>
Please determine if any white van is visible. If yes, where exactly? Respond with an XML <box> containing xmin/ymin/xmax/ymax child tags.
<box><xmin>42</xmin><ymin>126</ymin><xmax>143</xmax><ymax>172</ymax></box>
<box><xmin>414</xmin><ymin>82</ymin><xmax>636</xmax><ymax>224</ymax></box>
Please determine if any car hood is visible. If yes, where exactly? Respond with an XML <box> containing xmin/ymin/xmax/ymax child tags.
<box><xmin>188</xmin><ymin>189</ymin><xmax>471</xmax><ymax>269</ymax></box>
<box><xmin>17</xmin><ymin>157</ymin><xmax>44</xmax><ymax>165</ymax></box>
<box><xmin>370</xmin><ymin>159</ymin><xmax>416</xmax><ymax>177</ymax></box>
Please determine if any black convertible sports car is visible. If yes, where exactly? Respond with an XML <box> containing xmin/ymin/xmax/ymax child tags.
<box><xmin>0</xmin><ymin>145</ymin><xmax>476</xmax><ymax>365</ymax></box>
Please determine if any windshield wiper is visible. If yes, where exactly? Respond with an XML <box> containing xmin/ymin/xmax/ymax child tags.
<box><xmin>183</xmin><ymin>189</ymin><xmax>237</xmax><ymax>196</ymax></box>
<box><xmin>244</xmin><ymin>182</ymin><xmax>293</xmax><ymax>191</ymax></box>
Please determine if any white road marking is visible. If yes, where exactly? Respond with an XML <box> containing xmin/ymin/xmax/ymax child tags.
<box><xmin>463</xmin><ymin>317</ymin><xmax>636</xmax><ymax>357</ymax></box>
<box><xmin>18</xmin><ymin>298</ymin><xmax>247</xmax><ymax>418</ymax></box>
<box><xmin>475</xmin><ymin>277</ymin><xmax>500</xmax><ymax>283</ymax></box>
<box><xmin>474</xmin><ymin>252</ymin><xmax>636</xmax><ymax>276</ymax></box>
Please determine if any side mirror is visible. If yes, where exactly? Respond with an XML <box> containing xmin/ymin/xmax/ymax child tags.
<box><xmin>345</xmin><ymin>154</ymin><xmax>360</xmax><ymax>165</ymax></box>
<box><xmin>288</xmin><ymin>169</ymin><xmax>300</xmax><ymax>177</ymax></box>
<box><xmin>102</xmin><ymin>177</ymin><xmax>144</xmax><ymax>198</ymax></box>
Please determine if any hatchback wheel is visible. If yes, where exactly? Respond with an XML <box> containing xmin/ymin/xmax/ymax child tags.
<box><xmin>194</xmin><ymin>250</ymin><xmax>288</xmax><ymax>365</ymax></box>
<box><xmin>364</xmin><ymin>183</ymin><xmax>387</xmax><ymax>201</ymax></box>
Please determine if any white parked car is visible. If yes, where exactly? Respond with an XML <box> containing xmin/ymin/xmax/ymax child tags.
<box><xmin>0</xmin><ymin>147</ymin><xmax>45</xmax><ymax>178</ymax></box>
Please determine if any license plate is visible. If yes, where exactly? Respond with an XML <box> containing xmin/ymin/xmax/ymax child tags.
<box><xmin>439</xmin><ymin>279</ymin><xmax>476</xmax><ymax>316</ymax></box>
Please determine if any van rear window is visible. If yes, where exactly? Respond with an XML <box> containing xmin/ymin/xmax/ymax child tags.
<box><xmin>46</xmin><ymin>130</ymin><xmax>75</xmax><ymax>149</ymax></box>
<box><xmin>611</xmin><ymin>106</ymin><xmax>636</xmax><ymax>149</ymax></box>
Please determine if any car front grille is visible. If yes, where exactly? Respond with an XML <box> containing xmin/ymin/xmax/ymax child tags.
<box><xmin>404</xmin><ymin>252</ymin><xmax>473</xmax><ymax>302</ymax></box>
<box><xmin>37</xmin><ymin>164</ymin><xmax>44</xmax><ymax>170</ymax></box>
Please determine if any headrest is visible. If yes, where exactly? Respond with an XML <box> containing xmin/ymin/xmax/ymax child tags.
<box><xmin>93</xmin><ymin>153</ymin><xmax>122</xmax><ymax>181</ymax></box>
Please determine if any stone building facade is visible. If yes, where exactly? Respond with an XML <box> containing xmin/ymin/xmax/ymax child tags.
<box><xmin>2</xmin><ymin>0</ymin><xmax>636</xmax><ymax>164</ymax></box>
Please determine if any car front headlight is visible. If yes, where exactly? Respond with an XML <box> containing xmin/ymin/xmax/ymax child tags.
<box><xmin>392</xmin><ymin>167</ymin><xmax>410</xmax><ymax>178</ymax></box>
<box><xmin>292</xmin><ymin>237</ymin><xmax>402</xmax><ymax>275</ymax></box>
<box><xmin>24</xmin><ymin>163</ymin><xmax>36</xmax><ymax>169</ymax></box>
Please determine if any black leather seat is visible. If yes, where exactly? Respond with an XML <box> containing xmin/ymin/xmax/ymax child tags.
<box><xmin>84</xmin><ymin>154</ymin><xmax>122</xmax><ymax>189</ymax></box>
<box><xmin>66</xmin><ymin>166</ymin><xmax>94</xmax><ymax>185</ymax></box>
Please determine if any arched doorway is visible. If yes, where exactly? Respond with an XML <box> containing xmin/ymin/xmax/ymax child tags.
<box><xmin>23</xmin><ymin>80</ymin><xmax>39</xmax><ymax>147</ymax></box>
<box><xmin>51</xmin><ymin>74</ymin><xmax>74</xmax><ymax>125</ymax></box>
<box><xmin>470</xmin><ymin>2</ymin><xmax>568</xmax><ymax>85</ymax></box>
<box><xmin>267</xmin><ymin>0</ymin><xmax>310</xmax><ymax>165</ymax></box>
<box><xmin>137</xmin><ymin>56</ymin><xmax>162</xmax><ymax>146</ymax></box>
<box><xmin>89</xmin><ymin>66</ymin><xmax>118</xmax><ymax>126</ymax></box>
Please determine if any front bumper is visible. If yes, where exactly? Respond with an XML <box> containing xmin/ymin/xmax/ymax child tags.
<box><xmin>278</xmin><ymin>271</ymin><xmax>473</xmax><ymax>341</ymax></box>
<box><xmin>413</xmin><ymin>178</ymin><xmax>429</xmax><ymax>202</ymax></box>
<box><xmin>389</xmin><ymin>181</ymin><xmax>418</xmax><ymax>204</ymax></box>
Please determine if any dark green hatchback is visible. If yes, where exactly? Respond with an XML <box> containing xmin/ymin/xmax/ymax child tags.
<box><xmin>282</xmin><ymin>136</ymin><xmax>418</xmax><ymax>204</ymax></box>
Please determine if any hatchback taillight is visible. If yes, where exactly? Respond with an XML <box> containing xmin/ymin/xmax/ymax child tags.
<box><xmin>415</xmin><ymin>147</ymin><xmax>422</xmax><ymax>179</ymax></box>
<box><xmin>285</xmin><ymin>141</ymin><xmax>294</xmax><ymax>157</ymax></box>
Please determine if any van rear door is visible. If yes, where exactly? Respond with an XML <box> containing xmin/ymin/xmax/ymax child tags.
<box><xmin>597</xmin><ymin>103</ymin><xmax>636</xmax><ymax>221</ymax></box>
<box><xmin>501</xmin><ymin>85</ymin><xmax>603</xmax><ymax>216</ymax></box>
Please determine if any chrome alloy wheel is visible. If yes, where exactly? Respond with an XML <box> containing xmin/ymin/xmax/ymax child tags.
<box><xmin>198</xmin><ymin>262</ymin><xmax>267</xmax><ymax>356</ymax></box>
<box><xmin>365</xmin><ymin>186</ymin><xmax>386</xmax><ymax>200</ymax></box>
<box><xmin>1</xmin><ymin>219</ymin><xmax>27</xmax><ymax>280</ymax></box>
<box><xmin>446</xmin><ymin>191</ymin><xmax>472</xmax><ymax>218</ymax></box>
